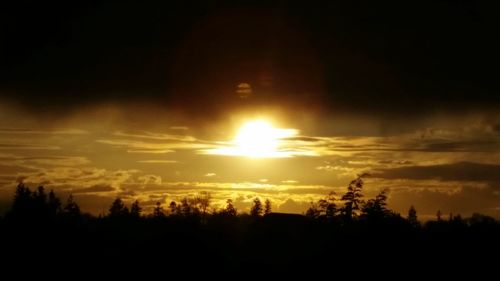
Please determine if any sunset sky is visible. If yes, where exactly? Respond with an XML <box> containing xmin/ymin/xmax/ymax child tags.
<box><xmin>1</xmin><ymin>1</ymin><xmax>499</xmax><ymax>218</ymax></box>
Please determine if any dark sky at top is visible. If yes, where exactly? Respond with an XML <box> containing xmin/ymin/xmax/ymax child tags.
<box><xmin>1</xmin><ymin>1</ymin><xmax>499</xmax><ymax>117</ymax></box>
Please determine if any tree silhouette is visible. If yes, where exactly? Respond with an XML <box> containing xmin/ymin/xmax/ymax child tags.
<box><xmin>63</xmin><ymin>194</ymin><xmax>81</xmax><ymax>217</ymax></box>
<box><xmin>361</xmin><ymin>189</ymin><xmax>389</xmax><ymax>220</ymax></box>
<box><xmin>450</xmin><ymin>214</ymin><xmax>465</xmax><ymax>226</ymax></box>
<box><xmin>264</xmin><ymin>199</ymin><xmax>272</xmax><ymax>215</ymax></box>
<box><xmin>221</xmin><ymin>199</ymin><xmax>237</xmax><ymax>216</ymax></box>
<box><xmin>305</xmin><ymin>202</ymin><xmax>321</xmax><ymax>219</ymax></box>
<box><xmin>436</xmin><ymin>210</ymin><xmax>442</xmax><ymax>221</ymax></box>
<box><xmin>169</xmin><ymin>201</ymin><xmax>179</xmax><ymax>215</ymax></box>
<box><xmin>319</xmin><ymin>192</ymin><xmax>337</xmax><ymax>220</ymax></box>
<box><xmin>407</xmin><ymin>205</ymin><xmax>419</xmax><ymax>227</ymax></box>
<box><xmin>130</xmin><ymin>200</ymin><xmax>142</xmax><ymax>218</ymax></box>
<box><xmin>34</xmin><ymin>186</ymin><xmax>47</xmax><ymax>206</ymax></box>
<box><xmin>9</xmin><ymin>183</ymin><xmax>33</xmax><ymax>219</ymax></box>
<box><xmin>195</xmin><ymin>191</ymin><xmax>211</xmax><ymax>216</ymax></box>
<box><xmin>32</xmin><ymin>186</ymin><xmax>49</xmax><ymax>219</ymax></box>
<box><xmin>180</xmin><ymin>198</ymin><xmax>194</xmax><ymax>216</ymax></box>
<box><xmin>306</xmin><ymin>192</ymin><xmax>337</xmax><ymax>220</ymax></box>
<box><xmin>48</xmin><ymin>189</ymin><xmax>62</xmax><ymax>217</ymax></box>
<box><xmin>250</xmin><ymin>197</ymin><xmax>263</xmax><ymax>217</ymax></box>
<box><xmin>340</xmin><ymin>174</ymin><xmax>366</xmax><ymax>220</ymax></box>
<box><xmin>153</xmin><ymin>202</ymin><xmax>165</xmax><ymax>218</ymax></box>
<box><xmin>109</xmin><ymin>197</ymin><xmax>129</xmax><ymax>217</ymax></box>
<box><xmin>469</xmin><ymin>213</ymin><xmax>497</xmax><ymax>226</ymax></box>
<box><xmin>8</xmin><ymin>184</ymin><xmax>61</xmax><ymax>221</ymax></box>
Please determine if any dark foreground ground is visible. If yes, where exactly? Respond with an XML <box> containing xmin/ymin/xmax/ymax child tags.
<box><xmin>1</xmin><ymin>213</ymin><xmax>499</xmax><ymax>277</ymax></box>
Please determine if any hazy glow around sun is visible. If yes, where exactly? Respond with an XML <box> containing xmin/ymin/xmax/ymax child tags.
<box><xmin>206</xmin><ymin>119</ymin><xmax>299</xmax><ymax>158</ymax></box>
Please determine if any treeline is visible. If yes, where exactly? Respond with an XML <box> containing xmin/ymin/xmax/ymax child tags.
<box><xmin>2</xmin><ymin>175</ymin><xmax>498</xmax><ymax>229</ymax></box>
<box><xmin>5</xmin><ymin>184</ymin><xmax>81</xmax><ymax>223</ymax></box>
<box><xmin>304</xmin><ymin>174</ymin><xmax>498</xmax><ymax>228</ymax></box>
<box><xmin>3</xmin><ymin>184</ymin><xmax>277</xmax><ymax>222</ymax></box>
<box><xmin>0</xmin><ymin>175</ymin><xmax>499</xmax><ymax>274</ymax></box>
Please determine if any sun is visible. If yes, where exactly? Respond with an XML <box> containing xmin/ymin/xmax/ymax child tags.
<box><xmin>205</xmin><ymin>119</ymin><xmax>298</xmax><ymax>158</ymax></box>
<box><xmin>234</xmin><ymin>120</ymin><xmax>280</xmax><ymax>158</ymax></box>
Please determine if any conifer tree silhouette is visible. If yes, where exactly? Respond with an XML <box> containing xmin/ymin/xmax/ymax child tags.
<box><xmin>130</xmin><ymin>200</ymin><xmax>142</xmax><ymax>218</ymax></box>
<box><xmin>153</xmin><ymin>201</ymin><xmax>165</xmax><ymax>218</ymax></box>
<box><xmin>109</xmin><ymin>197</ymin><xmax>129</xmax><ymax>217</ymax></box>
<box><xmin>222</xmin><ymin>199</ymin><xmax>237</xmax><ymax>216</ymax></box>
<box><xmin>264</xmin><ymin>199</ymin><xmax>272</xmax><ymax>215</ymax></box>
<box><xmin>250</xmin><ymin>198</ymin><xmax>263</xmax><ymax>217</ymax></box>
<box><xmin>64</xmin><ymin>194</ymin><xmax>81</xmax><ymax>217</ymax></box>
<box><xmin>340</xmin><ymin>174</ymin><xmax>367</xmax><ymax>220</ymax></box>
<box><xmin>408</xmin><ymin>205</ymin><xmax>419</xmax><ymax>227</ymax></box>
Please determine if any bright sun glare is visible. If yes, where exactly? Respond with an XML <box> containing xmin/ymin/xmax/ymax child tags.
<box><xmin>207</xmin><ymin>119</ymin><xmax>298</xmax><ymax>158</ymax></box>
<box><xmin>235</xmin><ymin>120</ymin><xmax>281</xmax><ymax>158</ymax></box>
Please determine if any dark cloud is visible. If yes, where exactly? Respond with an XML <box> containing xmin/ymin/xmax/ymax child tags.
<box><xmin>1</xmin><ymin>1</ymin><xmax>499</xmax><ymax>118</ymax></box>
<box><xmin>0</xmin><ymin>144</ymin><xmax>60</xmax><ymax>150</ymax></box>
<box><xmin>0</xmin><ymin>164</ymin><xmax>36</xmax><ymax>175</ymax></box>
<box><xmin>328</xmin><ymin>137</ymin><xmax>500</xmax><ymax>153</ymax></box>
<box><xmin>284</xmin><ymin>137</ymin><xmax>324</xmax><ymax>142</ymax></box>
<box><xmin>373</xmin><ymin>162</ymin><xmax>500</xmax><ymax>184</ymax></box>
<box><xmin>377</xmin><ymin>160</ymin><xmax>413</xmax><ymax>165</ymax></box>
<box><xmin>416</xmin><ymin>140</ymin><xmax>500</xmax><ymax>153</ymax></box>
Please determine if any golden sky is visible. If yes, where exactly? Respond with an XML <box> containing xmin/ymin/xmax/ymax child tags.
<box><xmin>0</xmin><ymin>103</ymin><xmax>499</xmax><ymax>219</ymax></box>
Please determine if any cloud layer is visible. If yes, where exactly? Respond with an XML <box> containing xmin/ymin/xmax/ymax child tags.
<box><xmin>0</xmin><ymin>113</ymin><xmax>498</xmax><ymax>218</ymax></box>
